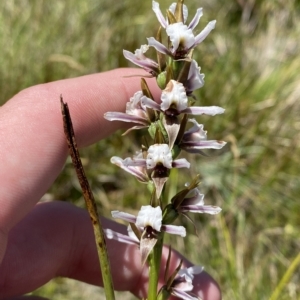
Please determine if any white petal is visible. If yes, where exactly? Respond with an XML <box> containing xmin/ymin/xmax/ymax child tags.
<box><xmin>173</xmin><ymin>280</ymin><xmax>194</xmax><ymax>292</ymax></box>
<box><xmin>104</xmin><ymin>229</ymin><xmax>139</xmax><ymax>245</ymax></box>
<box><xmin>111</xmin><ymin>210</ymin><xmax>137</xmax><ymax>223</ymax></box>
<box><xmin>104</xmin><ymin>112</ymin><xmax>148</xmax><ymax>125</ymax></box>
<box><xmin>146</xmin><ymin>144</ymin><xmax>173</xmax><ymax>169</ymax></box>
<box><xmin>183</xmin><ymin>119</ymin><xmax>207</xmax><ymax>141</ymax></box>
<box><xmin>188</xmin><ymin>8</ymin><xmax>203</xmax><ymax>30</ymax></box>
<box><xmin>161</xmin><ymin>224</ymin><xmax>186</xmax><ymax>237</ymax></box>
<box><xmin>172</xmin><ymin>158</ymin><xmax>190</xmax><ymax>169</ymax></box>
<box><xmin>172</xmin><ymin>288</ymin><xmax>198</xmax><ymax>300</ymax></box>
<box><xmin>178</xmin><ymin>266</ymin><xmax>203</xmax><ymax>282</ymax></box>
<box><xmin>166</xmin><ymin>23</ymin><xmax>195</xmax><ymax>52</ymax></box>
<box><xmin>183</xmin><ymin>140</ymin><xmax>227</xmax><ymax>150</ymax></box>
<box><xmin>136</xmin><ymin>205</ymin><xmax>162</xmax><ymax>231</ymax></box>
<box><xmin>186</xmin><ymin>59</ymin><xmax>205</xmax><ymax>92</ymax></box>
<box><xmin>152</xmin><ymin>0</ymin><xmax>167</xmax><ymax>28</ymax></box>
<box><xmin>123</xmin><ymin>49</ymin><xmax>158</xmax><ymax>73</ymax></box>
<box><xmin>124</xmin><ymin>156</ymin><xmax>147</xmax><ymax>167</ymax></box>
<box><xmin>161</xmin><ymin>80</ymin><xmax>188</xmax><ymax>112</ymax></box>
<box><xmin>147</xmin><ymin>37</ymin><xmax>171</xmax><ymax>55</ymax></box>
<box><xmin>141</xmin><ymin>96</ymin><xmax>161</xmax><ymax>111</ymax></box>
<box><xmin>182</xmin><ymin>205</ymin><xmax>222</xmax><ymax>214</ymax></box>
<box><xmin>183</xmin><ymin>106</ymin><xmax>225</xmax><ymax>116</ymax></box>
<box><xmin>183</xmin><ymin>188</ymin><xmax>205</xmax><ymax>206</ymax></box>
<box><xmin>194</xmin><ymin>20</ymin><xmax>216</xmax><ymax>46</ymax></box>
<box><xmin>126</xmin><ymin>91</ymin><xmax>144</xmax><ymax>114</ymax></box>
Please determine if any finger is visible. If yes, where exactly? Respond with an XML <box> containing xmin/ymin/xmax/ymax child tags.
<box><xmin>0</xmin><ymin>69</ymin><xmax>159</xmax><ymax>261</ymax></box>
<box><xmin>0</xmin><ymin>201</ymin><xmax>221</xmax><ymax>300</ymax></box>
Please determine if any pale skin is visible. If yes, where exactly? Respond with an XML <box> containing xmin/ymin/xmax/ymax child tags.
<box><xmin>0</xmin><ymin>68</ymin><xmax>221</xmax><ymax>300</ymax></box>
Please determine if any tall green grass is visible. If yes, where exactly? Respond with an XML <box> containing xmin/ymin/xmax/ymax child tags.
<box><xmin>1</xmin><ymin>0</ymin><xmax>299</xmax><ymax>299</ymax></box>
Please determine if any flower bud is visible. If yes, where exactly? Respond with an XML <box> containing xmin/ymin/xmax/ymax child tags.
<box><xmin>157</xmin><ymin>71</ymin><xmax>167</xmax><ymax>89</ymax></box>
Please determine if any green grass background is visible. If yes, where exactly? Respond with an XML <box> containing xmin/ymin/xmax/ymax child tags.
<box><xmin>1</xmin><ymin>0</ymin><xmax>300</xmax><ymax>299</ymax></box>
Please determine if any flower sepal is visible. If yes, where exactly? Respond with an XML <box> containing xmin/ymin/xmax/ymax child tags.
<box><xmin>162</xmin><ymin>203</ymin><xmax>179</xmax><ymax>224</ymax></box>
<box><xmin>171</xmin><ymin>175</ymin><xmax>201</xmax><ymax>209</ymax></box>
<box><xmin>157</xmin><ymin>286</ymin><xmax>171</xmax><ymax>300</ymax></box>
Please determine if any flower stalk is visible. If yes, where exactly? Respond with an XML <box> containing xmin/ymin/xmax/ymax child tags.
<box><xmin>148</xmin><ymin>233</ymin><xmax>164</xmax><ymax>300</ymax></box>
<box><xmin>104</xmin><ymin>0</ymin><xmax>226</xmax><ymax>298</ymax></box>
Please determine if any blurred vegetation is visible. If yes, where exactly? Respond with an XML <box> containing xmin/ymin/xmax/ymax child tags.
<box><xmin>1</xmin><ymin>0</ymin><xmax>300</xmax><ymax>299</ymax></box>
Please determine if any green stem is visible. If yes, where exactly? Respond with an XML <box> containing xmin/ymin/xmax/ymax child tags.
<box><xmin>269</xmin><ymin>252</ymin><xmax>300</xmax><ymax>300</ymax></box>
<box><xmin>148</xmin><ymin>233</ymin><xmax>164</xmax><ymax>300</ymax></box>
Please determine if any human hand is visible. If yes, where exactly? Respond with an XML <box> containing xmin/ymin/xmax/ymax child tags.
<box><xmin>0</xmin><ymin>68</ymin><xmax>221</xmax><ymax>300</ymax></box>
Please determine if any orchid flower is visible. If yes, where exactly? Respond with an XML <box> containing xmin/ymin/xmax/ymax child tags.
<box><xmin>111</xmin><ymin>144</ymin><xmax>190</xmax><ymax>198</ymax></box>
<box><xmin>110</xmin><ymin>150</ymin><xmax>149</xmax><ymax>183</ymax></box>
<box><xmin>169</xmin><ymin>266</ymin><xmax>204</xmax><ymax>300</ymax></box>
<box><xmin>178</xmin><ymin>187</ymin><xmax>222</xmax><ymax>215</ymax></box>
<box><xmin>104</xmin><ymin>91</ymin><xmax>151</xmax><ymax>133</ymax></box>
<box><xmin>180</xmin><ymin>118</ymin><xmax>227</xmax><ymax>153</ymax></box>
<box><xmin>149</xmin><ymin>1</ymin><xmax>216</xmax><ymax>58</ymax></box>
<box><xmin>146</xmin><ymin>144</ymin><xmax>190</xmax><ymax>197</ymax></box>
<box><xmin>142</xmin><ymin>80</ymin><xmax>224</xmax><ymax>117</ymax></box>
<box><xmin>112</xmin><ymin>205</ymin><xmax>186</xmax><ymax>238</ymax></box>
<box><xmin>112</xmin><ymin>205</ymin><xmax>186</xmax><ymax>264</ymax></box>
<box><xmin>142</xmin><ymin>80</ymin><xmax>224</xmax><ymax>149</ymax></box>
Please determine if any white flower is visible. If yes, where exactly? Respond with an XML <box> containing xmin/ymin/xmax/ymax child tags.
<box><xmin>160</xmin><ymin>265</ymin><xmax>204</xmax><ymax>300</ymax></box>
<box><xmin>104</xmin><ymin>91</ymin><xmax>150</xmax><ymax>133</ymax></box>
<box><xmin>112</xmin><ymin>205</ymin><xmax>186</xmax><ymax>237</ymax></box>
<box><xmin>110</xmin><ymin>144</ymin><xmax>190</xmax><ymax>198</ymax></box>
<box><xmin>180</xmin><ymin>119</ymin><xmax>227</xmax><ymax>153</ymax></box>
<box><xmin>136</xmin><ymin>205</ymin><xmax>162</xmax><ymax>231</ymax></box>
<box><xmin>110</xmin><ymin>151</ymin><xmax>149</xmax><ymax>183</ymax></box>
<box><xmin>171</xmin><ymin>266</ymin><xmax>203</xmax><ymax>300</ymax></box>
<box><xmin>179</xmin><ymin>187</ymin><xmax>222</xmax><ymax>215</ymax></box>
<box><xmin>146</xmin><ymin>144</ymin><xmax>173</xmax><ymax>169</ymax></box>
<box><xmin>161</xmin><ymin>80</ymin><xmax>188</xmax><ymax>112</ymax></box>
<box><xmin>149</xmin><ymin>2</ymin><xmax>216</xmax><ymax>58</ymax></box>
<box><xmin>111</xmin><ymin>205</ymin><xmax>186</xmax><ymax>264</ymax></box>
<box><xmin>142</xmin><ymin>80</ymin><xmax>225</xmax><ymax>117</ymax></box>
